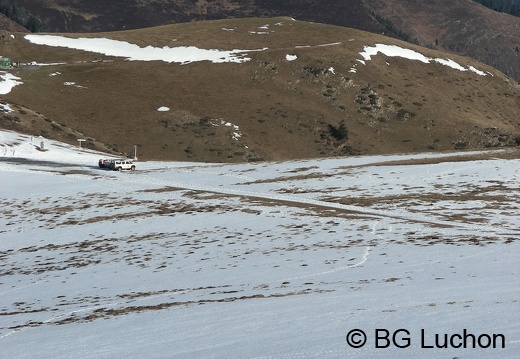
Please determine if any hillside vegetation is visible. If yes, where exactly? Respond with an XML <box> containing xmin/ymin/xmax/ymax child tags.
<box><xmin>1</xmin><ymin>18</ymin><xmax>519</xmax><ymax>162</ymax></box>
<box><xmin>0</xmin><ymin>0</ymin><xmax>44</xmax><ymax>32</ymax></box>
<box><xmin>472</xmin><ymin>0</ymin><xmax>520</xmax><ymax>16</ymax></box>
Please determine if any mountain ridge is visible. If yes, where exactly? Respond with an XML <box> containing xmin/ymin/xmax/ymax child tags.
<box><xmin>5</xmin><ymin>0</ymin><xmax>520</xmax><ymax>83</ymax></box>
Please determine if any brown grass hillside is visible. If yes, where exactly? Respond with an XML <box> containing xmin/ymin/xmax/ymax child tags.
<box><xmin>1</xmin><ymin>18</ymin><xmax>519</xmax><ymax>162</ymax></box>
<box><xmin>10</xmin><ymin>0</ymin><xmax>520</xmax><ymax>83</ymax></box>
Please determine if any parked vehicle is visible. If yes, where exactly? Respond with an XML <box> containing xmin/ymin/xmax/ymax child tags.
<box><xmin>98</xmin><ymin>159</ymin><xmax>111</xmax><ymax>168</ymax></box>
<box><xmin>109</xmin><ymin>159</ymin><xmax>136</xmax><ymax>171</ymax></box>
<box><xmin>98</xmin><ymin>158</ymin><xmax>136</xmax><ymax>171</ymax></box>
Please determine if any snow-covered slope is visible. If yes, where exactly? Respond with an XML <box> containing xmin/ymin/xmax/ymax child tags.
<box><xmin>1</xmin><ymin>130</ymin><xmax>519</xmax><ymax>358</ymax></box>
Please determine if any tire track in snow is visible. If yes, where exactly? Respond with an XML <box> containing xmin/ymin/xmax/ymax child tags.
<box><xmin>123</xmin><ymin>172</ymin><xmax>517</xmax><ymax>237</ymax></box>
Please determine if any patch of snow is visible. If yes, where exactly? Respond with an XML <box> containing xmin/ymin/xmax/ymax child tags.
<box><xmin>0</xmin><ymin>130</ymin><xmax>104</xmax><ymax>164</ymax></box>
<box><xmin>360</xmin><ymin>44</ymin><xmax>430</xmax><ymax>63</ymax></box>
<box><xmin>286</xmin><ymin>54</ymin><xmax>297</xmax><ymax>61</ymax></box>
<box><xmin>25</xmin><ymin>35</ymin><xmax>266</xmax><ymax>65</ymax></box>
<box><xmin>0</xmin><ymin>72</ymin><xmax>23</xmax><ymax>95</ymax></box>
<box><xmin>48</xmin><ymin>72</ymin><xmax>61</xmax><ymax>77</ymax></box>
<box><xmin>359</xmin><ymin>43</ymin><xmax>487</xmax><ymax>76</ymax></box>
<box><xmin>157</xmin><ymin>106</ymin><xmax>170</xmax><ymax>112</ymax></box>
<box><xmin>211</xmin><ymin>119</ymin><xmax>243</xmax><ymax>141</ymax></box>
<box><xmin>468</xmin><ymin>65</ymin><xmax>487</xmax><ymax>76</ymax></box>
<box><xmin>249</xmin><ymin>31</ymin><xmax>270</xmax><ymax>35</ymax></box>
<box><xmin>433</xmin><ymin>58</ymin><xmax>466</xmax><ymax>72</ymax></box>
<box><xmin>0</xmin><ymin>102</ymin><xmax>13</xmax><ymax>113</ymax></box>
<box><xmin>318</xmin><ymin>42</ymin><xmax>342</xmax><ymax>47</ymax></box>
<box><xmin>258</xmin><ymin>24</ymin><xmax>270</xmax><ymax>30</ymax></box>
<box><xmin>328</xmin><ymin>67</ymin><xmax>335</xmax><ymax>74</ymax></box>
<box><xmin>221</xmin><ymin>28</ymin><xmax>235</xmax><ymax>32</ymax></box>
<box><xmin>63</xmin><ymin>81</ymin><xmax>86</xmax><ymax>89</ymax></box>
<box><xmin>26</xmin><ymin>61</ymin><xmax>67</xmax><ymax>66</ymax></box>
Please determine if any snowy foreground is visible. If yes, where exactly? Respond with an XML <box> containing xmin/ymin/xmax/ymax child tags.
<box><xmin>1</xmin><ymin>131</ymin><xmax>519</xmax><ymax>358</ymax></box>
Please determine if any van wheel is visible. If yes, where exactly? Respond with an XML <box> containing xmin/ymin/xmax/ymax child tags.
<box><xmin>131</xmin><ymin>166</ymin><xmax>135</xmax><ymax>171</ymax></box>
<box><xmin>117</xmin><ymin>167</ymin><xmax>122</xmax><ymax>171</ymax></box>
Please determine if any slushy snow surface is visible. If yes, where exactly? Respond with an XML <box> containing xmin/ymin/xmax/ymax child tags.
<box><xmin>1</xmin><ymin>130</ymin><xmax>518</xmax><ymax>358</ymax></box>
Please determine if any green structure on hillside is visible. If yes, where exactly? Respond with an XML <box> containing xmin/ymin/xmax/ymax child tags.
<box><xmin>0</xmin><ymin>56</ymin><xmax>12</xmax><ymax>68</ymax></box>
